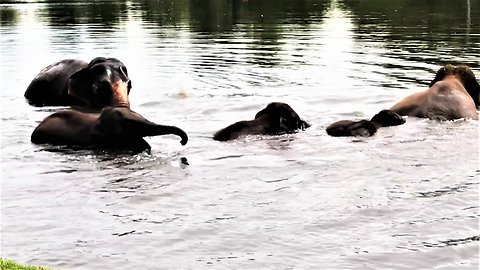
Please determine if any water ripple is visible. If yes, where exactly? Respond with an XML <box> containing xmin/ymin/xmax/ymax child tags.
<box><xmin>2</xmin><ymin>1</ymin><xmax>480</xmax><ymax>269</ymax></box>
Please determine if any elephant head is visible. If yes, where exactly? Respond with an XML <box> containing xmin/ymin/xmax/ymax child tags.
<box><xmin>429</xmin><ymin>64</ymin><xmax>480</xmax><ymax>107</ymax></box>
<box><xmin>326</xmin><ymin>109</ymin><xmax>405</xmax><ymax>137</ymax></box>
<box><xmin>92</xmin><ymin>107</ymin><xmax>188</xmax><ymax>151</ymax></box>
<box><xmin>68</xmin><ymin>57</ymin><xmax>132</xmax><ymax>108</ymax></box>
<box><xmin>370</xmin><ymin>109</ymin><xmax>406</xmax><ymax>127</ymax></box>
<box><xmin>254</xmin><ymin>102</ymin><xmax>310</xmax><ymax>133</ymax></box>
<box><xmin>326</xmin><ymin>119</ymin><xmax>378</xmax><ymax>137</ymax></box>
<box><xmin>213</xmin><ymin>102</ymin><xmax>310</xmax><ymax>141</ymax></box>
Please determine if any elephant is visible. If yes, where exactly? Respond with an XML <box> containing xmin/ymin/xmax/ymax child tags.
<box><xmin>24</xmin><ymin>57</ymin><xmax>132</xmax><ymax>108</ymax></box>
<box><xmin>31</xmin><ymin>106</ymin><xmax>188</xmax><ymax>153</ymax></box>
<box><xmin>390</xmin><ymin>64</ymin><xmax>480</xmax><ymax>120</ymax></box>
<box><xmin>326</xmin><ymin>64</ymin><xmax>479</xmax><ymax>137</ymax></box>
<box><xmin>326</xmin><ymin>109</ymin><xmax>405</xmax><ymax>137</ymax></box>
<box><xmin>213</xmin><ymin>102</ymin><xmax>310</xmax><ymax>141</ymax></box>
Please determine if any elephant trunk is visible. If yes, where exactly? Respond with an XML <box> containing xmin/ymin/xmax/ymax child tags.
<box><xmin>166</xmin><ymin>125</ymin><xmax>188</xmax><ymax>145</ymax></box>
<box><xmin>114</xmin><ymin>107</ymin><xmax>189</xmax><ymax>145</ymax></box>
<box><xmin>142</xmin><ymin>124</ymin><xmax>188</xmax><ymax>145</ymax></box>
<box><xmin>110</xmin><ymin>80</ymin><xmax>131</xmax><ymax>108</ymax></box>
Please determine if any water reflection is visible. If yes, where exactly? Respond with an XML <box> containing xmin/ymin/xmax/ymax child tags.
<box><xmin>342</xmin><ymin>0</ymin><xmax>480</xmax><ymax>67</ymax></box>
<box><xmin>188</xmin><ymin>0</ymin><xmax>236</xmax><ymax>33</ymax></box>
<box><xmin>3</xmin><ymin>0</ymin><xmax>478</xmax><ymax>69</ymax></box>
<box><xmin>316</xmin><ymin>0</ymin><xmax>354</xmax><ymax>72</ymax></box>
<box><xmin>134</xmin><ymin>0</ymin><xmax>188</xmax><ymax>26</ymax></box>
<box><xmin>0</xmin><ymin>6</ymin><xmax>18</xmax><ymax>25</ymax></box>
<box><xmin>45</xmin><ymin>2</ymin><xmax>128</xmax><ymax>26</ymax></box>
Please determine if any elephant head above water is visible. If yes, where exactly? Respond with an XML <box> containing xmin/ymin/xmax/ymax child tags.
<box><xmin>31</xmin><ymin>106</ymin><xmax>188</xmax><ymax>153</ymax></box>
<box><xmin>389</xmin><ymin>64</ymin><xmax>479</xmax><ymax>120</ymax></box>
<box><xmin>68</xmin><ymin>57</ymin><xmax>132</xmax><ymax>108</ymax></box>
<box><xmin>326</xmin><ymin>109</ymin><xmax>405</xmax><ymax>137</ymax></box>
<box><xmin>24</xmin><ymin>57</ymin><xmax>132</xmax><ymax>108</ymax></box>
<box><xmin>213</xmin><ymin>102</ymin><xmax>310</xmax><ymax>141</ymax></box>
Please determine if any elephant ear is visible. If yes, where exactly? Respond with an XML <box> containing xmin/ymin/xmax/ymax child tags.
<box><xmin>68</xmin><ymin>68</ymin><xmax>93</xmax><ymax>106</ymax></box>
<box><xmin>456</xmin><ymin>65</ymin><xmax>480</xmax><ymax>107</ymax></box>
<box><xmin>429</xmin><ymin>64</ymin><xmax>454</xmax><ymax>87</ymax></box>
<box><xmin>467</xmin><ymin>79</ymin><xmax>480</xmax><ymax>107</ymax></box>
<box><xmin>254</xmin><ymin>103</ymin><xmax>277</xmax><ymax>119</ymax></box>
<box><xmin>254</xmin><ymin>107</ymin><xmax>268</xmax><ymax>119</ymax></box>
<box><xmin>278</xmin><ymin>116</ymin><xmax>291</xmax><ymax>131</ymax></box>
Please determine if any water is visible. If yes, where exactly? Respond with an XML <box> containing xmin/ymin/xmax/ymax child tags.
<box><xmin>1</xmin><ymin>0</ymin><xmax>479</xmax><ymax>269</ymax></box>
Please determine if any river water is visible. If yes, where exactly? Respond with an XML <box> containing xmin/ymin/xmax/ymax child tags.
<box><xmin>1</xmin><ymin>0</ymin><xmax>479</xmax><ymax>269</ymax></box>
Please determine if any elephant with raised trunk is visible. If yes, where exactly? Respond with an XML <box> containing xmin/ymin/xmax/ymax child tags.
<box><xmin>31</xmin><ymin>106</ymin><xmax>188</xmax><ymax>153</ymax></box>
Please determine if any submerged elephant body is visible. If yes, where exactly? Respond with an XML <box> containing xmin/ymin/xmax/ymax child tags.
<box><xmin>31</xmin><ymin>107</ymin><xmax>188</xmax><ymax>152</ymax></box>
<box><xmin>326</xmin><ymin>110</ymin><xmax>405</xmax><ymax>137</ymax></box>
<box><xmin>214</xmin><ymin>102</ymin><xmax>310</xmax><ymax>141</ymax></box>
<box><xmin>390</xmin><ymin>64</ymin><xmax>479</xmax><ymax>120</ymax></box>
<box><xmin>25</xmin><ymin>57</ymin><xmax>132</xmax><ymax>108</ymax></box>
<box><xmin>326</xmin><ymin>64</ymin><xmax>479</xmax><ymax>137</ymax></box>
<box><xmin>25</xmin><ymin>59</ymin><xmax>87</xmax><ymax>106</ymax></box>
<box><xmin>28</xmin><ymin>61</ymin><xmax>479</xmax><ymax>149</ymax></box>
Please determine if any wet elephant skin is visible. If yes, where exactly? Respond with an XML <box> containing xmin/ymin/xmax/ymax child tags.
<box><xmin>24</xmin><ymin>57</ymin><xmax>132</xmax><ymax>108</ymax></box>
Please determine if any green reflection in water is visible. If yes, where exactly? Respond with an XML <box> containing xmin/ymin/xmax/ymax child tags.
<box><xmin>341</xmin><ymin>0</ymin><xmax>479</xmax><ymax>67</ymax></box>
<box><xmin>1</xmin><ymin>0</ymin><xmax>478</xmax><ymax>67</ymax></box>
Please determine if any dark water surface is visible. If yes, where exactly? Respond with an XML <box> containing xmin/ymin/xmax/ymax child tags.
<box><xmin>1</xmin><ymin>0</ymin><xmax>479</xmax><ymax>269</ymax></box>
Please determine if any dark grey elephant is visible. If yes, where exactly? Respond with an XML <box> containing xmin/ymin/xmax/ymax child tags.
<box><xmin>213</xmin><ymin>102</ymin><xmax>310</xmax><ymax>141</ymax></box>
<box><xmin>24</xmin><ymin>57</ymin><xmax>132</xmax><ymax>108</ymax></box>
<box><xmin>326</xmin><ymin>110</ymin><xmax>405</xmax><ymax>137</ymax></box>
<box><xmin>31</xmin><ymin>107</ymin><xmax>188</xmax><ymax>153</ymax></box>
<box><xmin>326</xmin><ymin>64</ymin><xmax>480</xmax><ymax>137</ymax></box>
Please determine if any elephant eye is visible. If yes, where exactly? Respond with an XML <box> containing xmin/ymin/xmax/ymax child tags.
<box><xmin>279</xmin><ymin>117</ymin><xmax>289</xmax><ymax>129</ymax></box>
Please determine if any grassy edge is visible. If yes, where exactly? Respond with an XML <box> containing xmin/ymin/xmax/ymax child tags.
<box><xmin>0</xmin><ymin>258</ymin><xmax>52</xmax><ymax>270</ymax></box>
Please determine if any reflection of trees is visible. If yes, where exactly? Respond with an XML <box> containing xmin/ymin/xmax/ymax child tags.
<box><xmin>134</xmin><ymin>0</ymin><xmax>188</xmax><ymax>26</ymax></box>
<box><xmin>0</xmin><ymin>7</ymin><xmax>19</xmax><ymax>26</ymax></box>
<box><xmin>188</xmin><ymin>0</ymin><xmax>235</xmax><ymax>33</ymax></box>
<box><xmin>341</xmin><ymin>0</ymin><xmax>480</xmax><ymax>67</ymax></box>
<box><xmin>41</xmin><ymin>0</ymin><xmax>128</xmax><ymax>26</ymax></box>
<box><xmin>1</xmin><ymin>0</ymin><xmax>331</xmax><ymax>68</ymax></box>
<box><xmin>1</xmin><ymin>0</ymin><xmax>331</xmax><ymax>67</ymax></box>
<box><xmin>187</xmin><ymin>0</ymin><xmax>329</xmax><ymax>66</ymax></box>
<box><xmin>187</xmin><ymin>0</ymin><xmax>328</xmax><ymax>33</ymax></box>
<box><xmin>2</xmin><ymin>0</ymin><xmax>330</xmax><ymax>29</ymax></box>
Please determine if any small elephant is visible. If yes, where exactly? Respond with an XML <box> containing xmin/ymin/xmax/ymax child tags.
<box><xmin>326</xmin><ymin>109</ymin><xmax>405</xmax><ymax>137</ymax></box>
<box><xmin>31</xmin><ymin>106</ymin><xmax>188</xmax><ymax>153</ymax></box>
<box><xmin>370</xmin><ymin>109</ymin><xmax>406</xmax><ymax>127</ymax></box>
<box><xmin>24</xmin><ymin>57</ymin><xmax>132</xmax><ymax>108</ymax></box>
<box><xmin>389</xmin><ymin>64</ymin><xmax>480</xmax><ymax>120</ymax></box>
<box><xmin>213</xmin><ymin>102</ymin><xmax>310</xmax><ymax>141</ymax></box>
